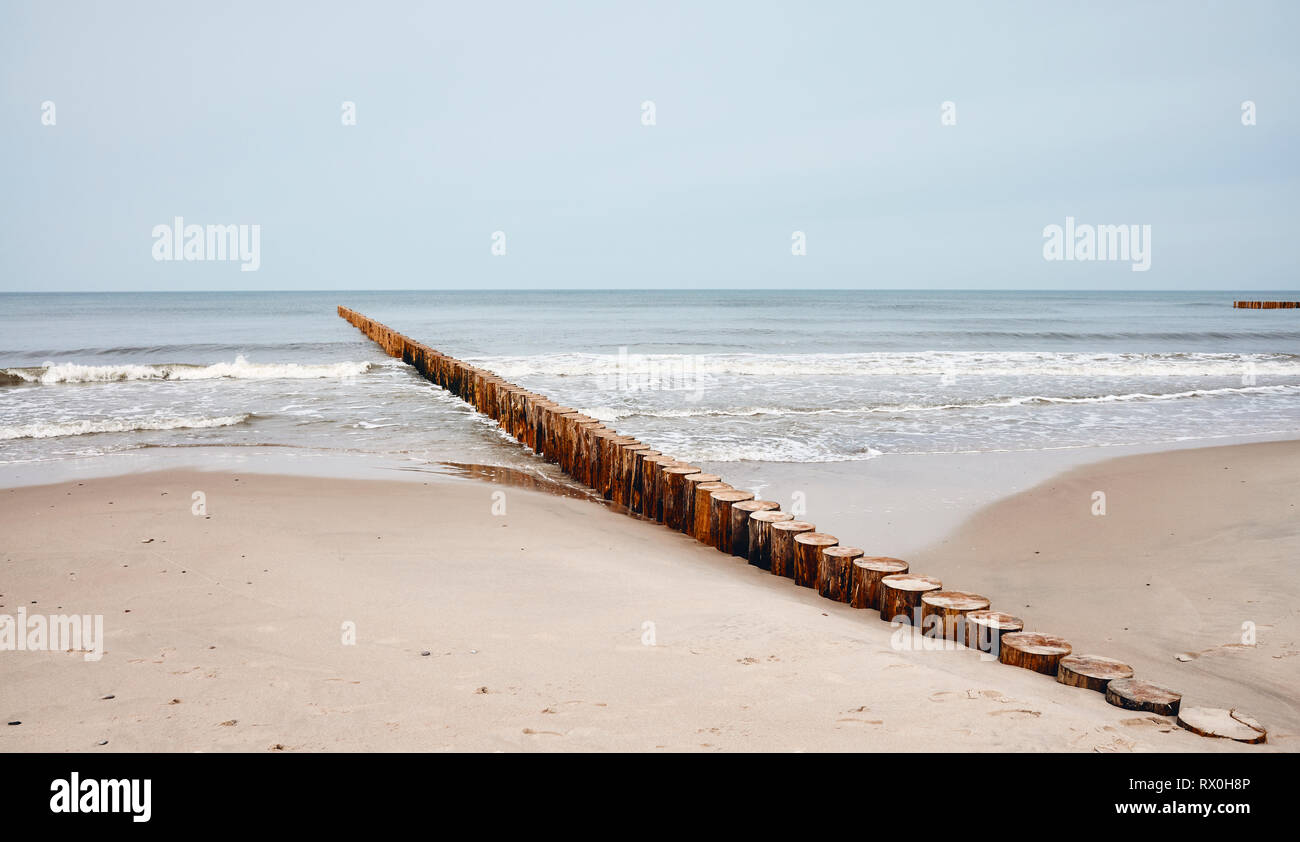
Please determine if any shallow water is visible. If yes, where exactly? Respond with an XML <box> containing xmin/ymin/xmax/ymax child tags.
<box><xmin>3</xmin><ymin>290</ymin><xmax>1298</xmax><ymax>469</ymax></box>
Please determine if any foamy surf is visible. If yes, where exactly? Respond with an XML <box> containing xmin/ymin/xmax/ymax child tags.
<box><xmin>470</xmin><ymin>351</ymin><xmax>1300</xmax><ymax>379</ymax></box>
<box><xmin>583</xmin><ymin>384</ymin><xmax>1300</xmax><ymax>422</ymax></box>
<box><xmin>0</xmin><ymin>414</ymin><xmax>252</xmax><ymax>440</ymax></box>
<box><xmin>2</xmin><ymin>356</ymin><xmax>379</xmax><ymax>385</ymax></box>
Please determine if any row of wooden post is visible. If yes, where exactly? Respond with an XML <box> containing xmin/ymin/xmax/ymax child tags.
<box><xmin>339</xmin><ymin>307</ymin><xmax>1198</xmax><ymax>725</ymax></box>
<box><xmin>1233</xmin><ymin>301</ymin><xmax>1300</xmax><ymax>309</ymax></box>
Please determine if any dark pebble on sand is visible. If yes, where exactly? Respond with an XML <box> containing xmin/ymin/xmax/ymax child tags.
<box><xmin>101</xmin><ymin>694</ymin><xmax>115</xmax><ymax>700</ymax></box>
<box><xmin>7</xmin><ymin>721</ymin><xmax>20</xmax><ymax>726</ymax></box>
<box><xmin>421</xmin><ymin>651</ymin><xmax>431</xmax><ymax>656</ymax></box>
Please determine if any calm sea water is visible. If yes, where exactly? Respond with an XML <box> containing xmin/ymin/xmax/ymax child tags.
<box><xmin>2</xmin><ymin>290</ymin><xmax>1299</xmax><ymax>470</ymax></box>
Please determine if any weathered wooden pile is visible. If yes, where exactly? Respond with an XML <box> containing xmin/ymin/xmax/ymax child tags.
<box><xmin>1233</xmin><ymin>301</ymin><xmax>1300</xmax><ymax>309</ymax></box>
<box><xmin>338</xmin><ymin>305</ymin><xmax>1267</xmax><ymax>744</ymax></box>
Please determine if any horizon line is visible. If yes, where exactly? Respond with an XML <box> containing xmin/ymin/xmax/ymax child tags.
<box><xmin>2</xmin><ymin>288</ymin><xmax>1297</xmax><ymax>295</ymax></box>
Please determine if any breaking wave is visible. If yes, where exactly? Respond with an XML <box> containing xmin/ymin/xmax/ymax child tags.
<box><xmin>2</xmin><ymin>356</ymin><xmax>379</xmax><ymax>385</ymax></box>
<box><xmin>0</xmin><ymin>414</ymin><xmax>252</xmax><ymax>440</ymax></box>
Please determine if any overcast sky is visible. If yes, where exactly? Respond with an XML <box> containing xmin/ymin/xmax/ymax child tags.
<box><xmin>2</xmin><ymin>1</ymin><xmax>1297</xmax><ymax>291</ymax></box>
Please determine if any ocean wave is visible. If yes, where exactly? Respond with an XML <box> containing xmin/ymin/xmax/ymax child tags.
<box><xmin>672</xmin><ymin>443</ymin><xmax>885</xmax><ymax>463</ymax></box>
<box><xmin>0</xmin><ymin>414</ymin><xmax>252</xmax><ymax>441</ymax></box>
<box><xmin>465</xmin><ymin>351</ymin><xmax>1300</xmax><ymax>379</ymax></box>
<box><xmin>584</xmin><ymin>384</ymin><xmax>1300</xmax><ymax>421</ymax></box>
<box><xmin>2</xmin><ymin>356</ymin><xmax>380</xmax><ymax>385</ymax></box>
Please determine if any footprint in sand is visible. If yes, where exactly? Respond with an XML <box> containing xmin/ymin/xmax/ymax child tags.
<box><xmin>989</xmin><ymin>709</ymin><xmax>1041</xmax><ymax>719</ymax></box>
<box><xmin>1120</xmin><ymin>716</ymin><xmax>1174</xmax><ymax>732</ymax></box>
<box><xmin>1093</xmin><ymin>737</ymin><xmax>1137</xmax><ymax>753</ymax></box>
<box><xmin>969</xmin><ymin>689</ymin><xmax>1005</xmax><ymax>701</ymax></box>
<box><xmin>1177</xmin><ymin>642</ymin><xmax>1258</xmax><ymax>662</ymax></box>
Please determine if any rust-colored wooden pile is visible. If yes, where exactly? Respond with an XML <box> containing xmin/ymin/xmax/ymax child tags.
<box><xmin>338</xmin><ymin>305</ymin><xmax>1265</xmax><ymax>743</ymax></box>
<box><xmin>1233</xmin><ymin>301</ymin><xmax>1300</xmax><ymax>309</ymax></box>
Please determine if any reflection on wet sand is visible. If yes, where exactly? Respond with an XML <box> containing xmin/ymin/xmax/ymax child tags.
<box><xmin>394</xmin><ymin>461</ymin><xmax>601</xmax><ymax>503</ymax></box>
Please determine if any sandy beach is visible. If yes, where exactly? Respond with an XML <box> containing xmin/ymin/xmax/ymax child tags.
<box><xmin>2</xmin><ymin>440</ymin><xmax>1294</xmax><ymax>752</ymax></box>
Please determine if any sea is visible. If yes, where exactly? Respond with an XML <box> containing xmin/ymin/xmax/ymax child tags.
<box><xmin>3</xmin><ymin>290</ymin><xmax>1299</xmax><ymax>481</ymax></box>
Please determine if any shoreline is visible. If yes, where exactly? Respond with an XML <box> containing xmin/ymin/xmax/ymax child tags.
<box><xmin>1</xmin><ymin>437</ymin><xmax>1294</xmax><ymax>751</ymax></box>
<box><xmin>5</xmin><ymin>427</ymin><xmax>1295</xmax><ymax>556</ymax></box>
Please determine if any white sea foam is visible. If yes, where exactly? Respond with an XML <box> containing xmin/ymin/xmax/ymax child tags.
<box><xmin>670</xmin><ymin>443</ymin><xmax>885</xmax><ymax>463</ymax></box>
<box><xmin>3</xmin><ymin>356</ymin><xmax>377</xmax><ymax>385</ymax></box>
<box><xmin>0</xmin><ymin>414</ymin><xmax>252</xmax><ymax>440</ymax></box>
<box><xmin>583</xmin><ymin>384</ymin><xmax>1300</xmax><ymax>422</ymax></box>
<box><xmin>467</xmin><ymin>351</ymin><xmax>1300</xmax><ymax>379</ymax></box>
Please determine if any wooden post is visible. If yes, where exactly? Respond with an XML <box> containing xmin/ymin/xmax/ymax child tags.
<box><xmin>920</xmin><ymin>591</ymin><xmax>991</xmax><ymax>642</ymax></box>
<box><xmin>708</xmin><ymin>490</ymin><xmax>755</xmax><ymax>551</ymax></box>
<box><xmin>589</xmin><ymin>430</ymin><xmax>616</xmax><ymax>492</ymax></box>
<box><xmin>769</xmin><ymin>521</ymin><xmax>815</xmax><ymax>578</ymax></box>
<box><xmin>793</xmin><ymin>532</ymin><xmax>838</xmax><ymax>588</ymax></box>
<box><xmin>642</xmin><ymin>456</ymin><xmax>679</xmax><ymax>522</ymax></box>
<box><xmin>729</xmin><ymin>500</ymin><xmax>779</xmax><ymax>557</ymax></box>
<box><xmin>630</xmin><ymin>449</ymin><xmax>661</xmax><ymax>515</ymax></box>
<box><xmin>998</xmin><ymin>632</ymin><xmax>1072</xmax><ymax>676</ymax></box>
<box><xmin>818</xmin><ymin>546</ymin><xmax>862</xmax><ymax>603</ymax></box>
<box><xmin>1056</xmin><ymin>654</ymin><xmax>1134</xmax><ymax>692</ymax></box>
<box><xmin>553</xmin><ymin>410</ymin><xmax>581</xmax><ymax>472</ymax></box>
<box><xmin>748</xmin><ymin>510</ymin><xmax>793</xmax><ymax>570</ymax></box>
<box><xmin>526</xmin><ymin>394</ymin><xmax>548</xmax><ymax>453</ymax></box>
<box><xmin>849</xmin><ymin>557</ymin><xmax>908</xmax><ymax>610</ymax></box>
<box><xmin>586</xmin><ymin>424</ymin><xmax>612</xmax><ymax>489</ymax></box>
<box><xmin>661</xmin><ymin>465</ymin><xmax>703</xmax><ymax>530</ymax></box>
<box><xmin>1105</xmin><ymin>678</ymin><xmax>1181</xmax><ymax>716</ymax></box>
<box><xmin>691</xmin><ymin>481</ymin><xmax>732</xmax><ymax>541</ymax></box>
<box><xmin>602</xmin><ymin>435</ymin><xmax>639</xmax><ymax>500</ymax></box>
<box><xmin>878</xmin><ymin>574</ymin><xmax>942</xmax><ymax>624</ymax></box>
<box><xmin>498</xmin><ymin>387</ymin><xmax>523</xmax><ymax>441</ymax></box>
<box><xmin>617</xmin><ymin>443</ymin><xmax>652</xmax><ymax>508</ymax></box>
<box><xmin>543</xmin><ymin>406</ymin><xmax>574</xmax><ymax>464</ymax></box>
<box><xmin>963</xmin><ymin>610</ymin><xmax>1024</xmax><ymax>657</ymax></box>
<box><xmin>681</xmin><ymin>473</ymin><xmax>722</xmax><ymax>535</ymax></box>
<box><xmin>572</xmin><ymin>419</ymin><xmax>604</xmax><ymax>487</ymax></box>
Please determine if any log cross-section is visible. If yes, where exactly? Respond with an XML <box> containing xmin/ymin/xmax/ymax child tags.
<box><xmin>769</xmin><ymin>521</ymin><xmax>816</xmax><ymax>579</ymax></box>
<box><xmin>850</xmin><ymin>557</ymin><xmax>909</xmax><ymax>610</ymax></box>
<box><xmin>729</xmin><ymin>500</ymin><xmax>779</xmax><ymax>557</ymax></box>
<box><xmin>879</xmin><ymin>574</ymin><xmax>942</xmax><ymax>624</ymax></box>
<box><xmin>709</xmin><ymin>490</ymin><xmax>756</xmax><ymax>552</ymax></box>
<box><xmin>793</xmin><ymin>532</ymin><xmax>838</xmax><ymax>588</ymax></box>
<box><xmin>818</xmin><ymin>546</ymin><xmax>863</xmax><ymax>603</ymax></box>
<box><xmin>1056</xmin><ymin>654</ymin><xmax>1134</xmax><ymax>692</ymax></box>
<box><xmin>998</xmin><ymin>632</ymin><xmax>1072</xmax><ymax>676</ymax></box>
<box><xmin>920</xmin><ymin>590</ymin><xmax>991</xmax><ymax>642</ymax></box>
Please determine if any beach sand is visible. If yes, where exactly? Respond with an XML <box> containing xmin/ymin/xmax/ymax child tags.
<box><xmin>910</xmin><ymin>439</ymin><xmax>1300</xmax><ymax>739</ymax></box>
<box><xmin>0</xmin><ymin>442</ymin><xmax>1294</xmax><ymax>752</ymax></box>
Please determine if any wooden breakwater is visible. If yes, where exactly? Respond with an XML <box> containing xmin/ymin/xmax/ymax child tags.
<box><xmin>1234</xmin><ymin>301</ymin><xmax>1300</xmax><ymax>309</ymax></box>
<box><xmin>337</xmin><ymin>305</ymin><xmax>1265</xmax><ymax>742</ymax></box>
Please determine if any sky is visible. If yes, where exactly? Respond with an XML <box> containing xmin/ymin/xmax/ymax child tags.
<box><xmin>1</xmin><ymin>0</ymin><xmax>1297</xmax><ymax>291</ymax></box>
